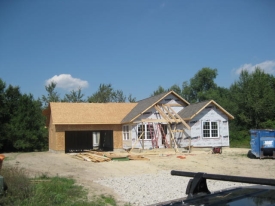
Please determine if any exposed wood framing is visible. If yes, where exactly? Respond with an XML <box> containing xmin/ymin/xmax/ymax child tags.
<box><xmin>138</xmin><ymin>104</ymin><xmax>189</xmax><ymax>152</ymax></box>
<box><xmin>165</xmin><ymin>105</ymin><xmax>191</xmax><ymax>130</ymax></box>
<box><xmin>162</xmin><ymin>103</ymin><xmax>183</xmax><ymax>107</ymax></box>
<box><xmin>133</xmin><ymin>119</ymin><xmax>168</xmax><ymax>123</ymax></box>
<box><xmin>172</xmin><ymin>129</ymin><xmax>184</xmax><ymax>132</ymax></box>
<box><xmin>161</xmin><ymin>105</ymin><xmax>178</xmax><ymax>122</ymax></box>
<box><xmin>130</xmin><ymin>131</ymin><xmax>144</xmax><ymax>152</ymax></box>
<box><xmin>167</xmin><ymin>124</ymin><xmax>178</xmax><ymax>153</ymax></box>
<box><xmin>154</xmin><ymin>105</ymin><xmax>172</xmax><ymax>123</ymax></box>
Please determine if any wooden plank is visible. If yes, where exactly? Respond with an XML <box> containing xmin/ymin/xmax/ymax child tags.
<box><xmin>129</xmin><ymin>131</ymin><xmax>144</xmax><ymax>152</ymax></box>
<box><xmin>76</xmin><ymin>154</ymin><xmax>92</xmax><ymax>161</ymax></box>
<box><xmin>162</xmin><ymin>103</ymin><xmax>183</xmax><ymax>107</ymax></box>
<box><xmin>82</xmin><ymin>153</ymin><xmax>111</xmax><ymax>162</ymax></box>
<box><xmin>74</xmin><ymin>153</ymin><xmax>111</xmax><ymax>162</ymax></box>
<box><xmin>210</xmin><ymin>100</ymin><xmax>234</xmax><ymax>120</ymax></box>
<box><xmin>142</xmin><ymin>122</ymin><xmax>144</xmax><ymax>149</ymax></box>
<box><xmin>166</xmin><ymin>105</ymin><xmax>191</xmax><ymax>130</ymax></box>
<box><xmin>133</xmin><ymin>119</ymin><xmax>168</xmax><ymax>123</ymax></box>
<box><xmin>171</xmin><ymin>129</ymin><xmax>184</xmax><ymax>132</ymax></box>
<box><xmin>154</xmin><ymin>105</ymin><xmax>172</xmax><ymax>123</ymax></box>
<box><xmin>161</xmin><ymin>105</ymin><xmax>178</xmax><ymax>122</ymax></box>
<box><xmin>167</xmin><ymin>124</ymin><xmax>179</xmax><ymax>153</ymax></box>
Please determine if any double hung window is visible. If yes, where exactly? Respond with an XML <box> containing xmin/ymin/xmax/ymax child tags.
<box><xmin>137</xmin><ymin>124</ymin><xmax>152</xmax><ymax>139</ymax></box>
<box><xmin>123</xmin><ymin>125</ymin><xmax>130</xmax><ymax>140</ymax></box>
<box><xmin>202</xmin><ymin>121</ymin><xmax>219</xmax><ymax>138</ymax></box>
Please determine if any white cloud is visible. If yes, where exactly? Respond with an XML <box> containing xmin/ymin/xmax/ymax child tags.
<box><xmin>45</xmin><ymin>74</ymin><xmax>89</xmax><ymax>91</ymax></box>
<box><xmin>234</xmin><ymin>60</ymin><xmax>275</xmax><ymax>75</ymax></box>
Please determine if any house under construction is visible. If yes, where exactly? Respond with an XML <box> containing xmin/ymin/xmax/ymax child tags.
<box><xmin>43</xmin><ymin>91</ymin><xmax>234</xmax><ymax>153</ymax></box>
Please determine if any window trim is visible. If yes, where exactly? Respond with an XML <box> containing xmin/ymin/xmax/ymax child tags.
<box><xmin>123</xmin><ymin>125</ymin><xmax>130</xmax><ymax>140</ymax></box>
<box><xmin>137</xmin><ymin>124</ymin><xmax>151</xmax><ymax>140</ymax></box>
<box><xmin>202</xmin><ymin>121</ymin><xmax>219</xmax><ymax>138</ymax></box>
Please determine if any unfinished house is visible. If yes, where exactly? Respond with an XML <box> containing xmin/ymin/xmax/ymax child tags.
<box><xmin>44</xmin><ymin>91</ymin><xmax>234</xmax><ymax>153</ymax></box>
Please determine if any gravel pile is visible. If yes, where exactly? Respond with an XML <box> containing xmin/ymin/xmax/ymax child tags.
<box><xmin>94</xmin><ymin>170</ymin><xmax>251</xmax><ymax>206</ymax></box>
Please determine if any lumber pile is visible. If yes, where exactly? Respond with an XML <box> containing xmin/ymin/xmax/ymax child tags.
<box><xmin>72</xmin><ymin>151</ymin><xmax>150</xmax><ymax>162</ymax></box>
<box><xmin>73</xmin><ymin>153</ymin><xmax>111</xmax><ymax>162</ymax></box>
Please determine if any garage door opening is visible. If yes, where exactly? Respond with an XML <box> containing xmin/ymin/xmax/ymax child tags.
<box><xmin>65</xmin><ymin>130</ymin><xmax>113</xmax><ymax>153</ymax></box>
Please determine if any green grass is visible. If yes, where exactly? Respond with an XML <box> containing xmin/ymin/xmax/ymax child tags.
<box><xmin>230</xmin><ymin>140</ymin><xmax>250</xmax><ymax>148</ymax></box>
<box><xmin>0</xmin><ymin>166</ymin><xmax>128</xmax><ymax>206</ymax></box>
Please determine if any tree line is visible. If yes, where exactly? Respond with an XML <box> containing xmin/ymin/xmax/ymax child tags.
<box><xmin>151</xmin><ymin>67</ymin><xmax>275</xmax><ymax>147</ymax></box>
<box><xmin>1</xmin><ymin>67</ymin><xmax>275</xmax><ymax>152</ymax></box>
<box><xmin>41</xmin><ymin>82</ymin><xmax>136</xmax><ymax>108</ymax></box>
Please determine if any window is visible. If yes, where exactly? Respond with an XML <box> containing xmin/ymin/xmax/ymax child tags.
<box><xmin>146</xmin><ymin>125</ymin><xmax>153</xmax><ymax>139</ymax></box>
<box><xmin>123</xmin><ymin>125</ymin><xmax>130</xmax><ymax>140</ymax></box>
<box><xmin>202</xmin><ymin>121</ymin><xmax>219</xmax><ymax>138</ymax></box>
<box><xmin>137</xmin><ymin>124</ymin><xmax>152</xmax><ymax>139</ymax></box>
<box><xmin>138</xmin><ymin>124</ymin><xmax>145</xmax><ymax>139</ymax></box>
<box><xmin>93</xmin><ymin>132</ymin><xmax>100</xmax><ymax>146</ymax></box>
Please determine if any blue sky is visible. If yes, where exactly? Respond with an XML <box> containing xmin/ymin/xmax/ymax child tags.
<box><xmin>0</xmin><ymin>0</ymin><xmax>274</xmax><ymax>101</ymax></box>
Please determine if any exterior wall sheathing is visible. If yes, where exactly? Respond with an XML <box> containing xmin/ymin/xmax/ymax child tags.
<box><xmin>48</xmin><ymin>114</ymin><xmax>57</xmax><ymax>151</ymax></box>
<box><xmin>123</xmin><ymin>103</ymin><xmax>231</xmax><ymax>149</ymax></box>
<box><xmin>183</xmin><ymin>105</ymin><xmax>230</xmax><ymax>148</ymax></box>
<box><xmin>50</xmin><ymin>124</ymin><xmax>122</xmax><ymax>152</ymax></box>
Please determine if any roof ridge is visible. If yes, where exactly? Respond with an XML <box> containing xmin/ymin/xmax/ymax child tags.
<box><xmin>137</xmin><ymin>91</ymin><xmax>171</xmax><ymax>102</ymax></box>
<box><xmin>189</xmin><ymin>100</ymin><xmax>211</xmax><ymax>105</ymax></box>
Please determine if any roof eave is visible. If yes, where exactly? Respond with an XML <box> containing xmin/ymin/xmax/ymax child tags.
<box><xmin>187</xmin><ymin>100</ymin><xmax>234</xmax><ymax>120</ymax></box>
<box><xmin>52</xmin><ymin>122</ymin><xmax>123</xmax><ymax>125</ymax></box>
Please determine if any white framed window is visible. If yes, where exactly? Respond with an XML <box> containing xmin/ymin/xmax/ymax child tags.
<box><xmin>137</xmin><ymin>124</ymin><xmax>152</xmax><ymax>140</ymax></box>
<box><xmin>146</xmin><ymin>124</ymin><xmax>153</xmax><ymax>139</ymax></box>
<box><xmin>202</xmin><ymin>121</ymin><xmax>219</xmax><ymax>138</ymax></box>
<box><xmin>123</xmin><ymin>125</ymin><xmax>130</xmax><ymax>140</ymax></box>
<box><xmin>138</xmin><ymin>124</ymin><xmax>145</xmax><ymax>139</ymax></box>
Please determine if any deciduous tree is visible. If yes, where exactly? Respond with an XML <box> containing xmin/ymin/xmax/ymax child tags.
<box><xmin>182</xmin><ymin>68</ymin><xmax>218</xmax><ymax>103</ymax></box>
<box><xmin>230</xmin><ymin>67</ymin><xmax>275</xmax><ymax>129</ymax></box>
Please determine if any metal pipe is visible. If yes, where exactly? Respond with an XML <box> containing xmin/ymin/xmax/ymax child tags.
<box><xmin>171</xmin><ymin>170</ymin><xmax>275</xmax><ymax>186</ymax></box>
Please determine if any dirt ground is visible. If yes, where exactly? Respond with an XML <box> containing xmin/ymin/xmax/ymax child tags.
<box><xmin>3</xmin><ymin>148</ymin><xmax>275</xmax><ymax>205</ymax></box>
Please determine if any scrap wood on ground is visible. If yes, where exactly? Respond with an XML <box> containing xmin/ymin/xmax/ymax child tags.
<box><xmin>71</xmin><ymin>151</ymin><xmax>150</xmax><ymax>162</ymax></box>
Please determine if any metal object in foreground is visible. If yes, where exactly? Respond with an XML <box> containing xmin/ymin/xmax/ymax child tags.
<box><xmin>149</xmin><ymin>171</ymin><xmax>275</xmax><ymax>206</ymax></box>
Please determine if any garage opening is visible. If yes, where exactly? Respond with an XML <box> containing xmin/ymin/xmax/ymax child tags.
<box><xmin>65</xmin><ymin>130</ymin><xmax>113</xmax><ymax>153</ymax></box>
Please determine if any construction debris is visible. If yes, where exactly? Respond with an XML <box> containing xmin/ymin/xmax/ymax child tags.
<box><xmin>71</xmin><ymin>151</ymin><xmax>150</xmax><ymax>162</ymax></box>
<box><xmin>72</xmin><ymin>153</ymin><xmax>111</xmax><ymax>162</ymax></box>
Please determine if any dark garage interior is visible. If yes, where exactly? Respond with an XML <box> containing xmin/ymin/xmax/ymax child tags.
<box><xmin>65</xmin><ymin>130</ymin><xmax>113</xmax><ymax>153</ymax></box>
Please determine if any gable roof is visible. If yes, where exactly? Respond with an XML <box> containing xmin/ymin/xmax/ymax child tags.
<box><xmin>178</xmin><ymin>100</ymin><xmax>234</xmax><ymax>120</ymax></box>
<box><xmin>121</xmin><ymin>91</ymin><xmax>189</xmax><ymax>123</ymax></box>
<box><xmin>46</xmin><ymin>102</ymin><xmax>137</xmax><ymax>125</ymax></box>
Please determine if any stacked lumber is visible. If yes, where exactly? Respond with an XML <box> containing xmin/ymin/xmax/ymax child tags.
<box><xmin>73</xmin><ymin>153</ymin><xmax>111</xmax><ymax>162</ymax></box>
<box><xmin>72</xmin><ymin>151</ymin><xmax>150</xmax><ymax>162</ymax></box>
<box><xmin>87</xmin><ymin>151</ymin><xmax>130</xmax><ymax>160</ymax></box>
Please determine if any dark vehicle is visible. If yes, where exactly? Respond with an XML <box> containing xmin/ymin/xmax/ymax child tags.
<box><xmin>151</xmin><ymin>171</ymin><xmax>275</xmax><ymax>206</ymax></box>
